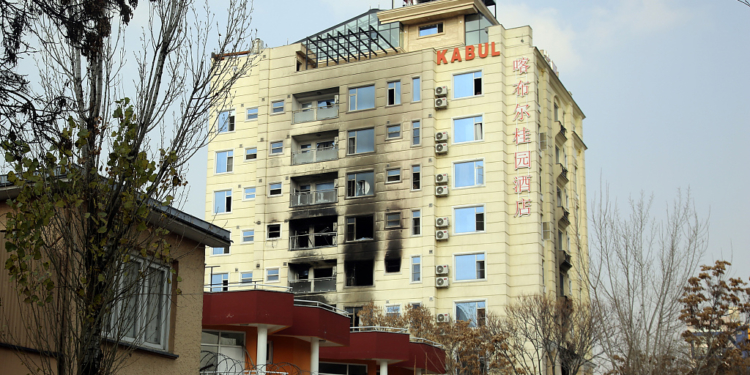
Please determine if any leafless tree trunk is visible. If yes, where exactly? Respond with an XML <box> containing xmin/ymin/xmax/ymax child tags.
<box><xmin>578</xmin><ymin>188</ymin><xmax>708</xmax><ymax>375</ymax></box>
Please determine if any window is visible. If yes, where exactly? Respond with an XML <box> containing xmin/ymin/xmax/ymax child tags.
<box><xmin>411</xmin><ymin>256</ymin><xmax>421</xmax><ymax>282</ymax></box>
<box><xmin>412</xmin><ymin>165</ymin><xmax>421</xmax><ymax>190</ymax></box>
<box><xmin>244</xmin><ymin>187</ymin><xmax>256</xmax><ymax>200</ymax></box>
<box><xmin>454</xmin><ymin>71</ymin><xmax>482</xmax><ymax>99</ymax></box>
<box><xmin>215</xmin><ymin>150</ymin><xmax>233</xmax><ymax>173</ymax></box>
<box><xmin>455</xmin><ymin>206</ymin><xmax>485</xmax><ymax>233</ymax></box>
<box><xmin>212</xmin><ymin>246</ymin><xmax>229</xmax><ymax>255</ymax></box>
<box><xmin>346</xmin><ymin>171</ymin><xmax>374</xmax><ymax>197</ymax></box>
<box><xmin>412</xmin><ymin>210</ymin><xmax>421</xmax><ymax>236</ymax></box>
<box><xmin>465</xmin><ymin>13</ymin><xmax>491</xmax><ymax>45</ymax></box>
<box><xmin>214</xmin><ymin>190</ymin><xmax>232</xmax><ymax>214</ymax></box>
<box><xmin>456</xmin><ymin>253</ymin><xmax>486</xmax><ymax>281</ymax></box>
<box><xmin>241</xmin><ymin>272</ymin><xmax>253</xmax><ymax>284</ymax></box>
<box><xmin>201</xmin><ymin>331</ymin><xmax>245</xmax><ymax>368</ymax></box>
<box><xmin>345</xmin><ymin>307</ymin><xmax>364</xmax><ymax>327</ymax></box>
<box><xmin>385</xmin><ymin>254</ymin><xmax>401</xmax><ymax>273</ymax></box>
<box><xmin>456</xmin><ymin>301</ymin><xmax>486</xmax><ymax>327</ymax></box>
<box><xmin>242</xmin><ymin>230</ymin><xmax>254</xmax><ymax>243</ymax></box>
<box><xmin>270</xmin><ymin>141</ymin><xmax>283</xmax><ymax>155</ymax></box>
<box><xmin>211</xmin><ymin>273</ymin><xmax>228</xmax><ymax>292</ymax></box>
<box><xmin>320</xmin><ymin>363</ymin><xmax>368</xmax><ymax>375</ymax></box>
<box><xmin>269</xmin><ymin>183</ymin><xmax>282</xmax><ymax>196</ymax></box>
<box><xmin>386</xmin><ymin>305</ymin><xmax>401</xmax><ymax>318</ymax></box>
<box><xmin>412</xmin><ymin>120</ymin><xmax>421</xmax><ymax>146</ymax></box>
<box><xmin>386</xmin><ymin>212</ymin><xmax>401</xmax><ymax>228</ymax></box>
<box><xmin>246</xmin><ymin>107</ymin><xmax>258</xmax><ymax>121</ymax></box>
<box><xmin>454</xmin><ymin>160</ymin><xmax>484</xmax><ymax>188</ymax></box>
<box><xmin>386</xmin><ymin>124</ymin><xmax>401</xmax><ymax>139</ymax></box>
<box><xmin>347</xmin><ymin>128</ymin><xmax>375</xmax><ymax>154</ymax></box>
<box><xmin>346</xmin><ymin>216</ymin><xmax>374</xmax><ymax>242</ymax></box>
<box><xmin>267</xmin><ymin>224</ymin><xmax>281</xmax><ymax>239</ymax></box>
<box><xmin>272</xmin><ymin>100</ymin><xmax>284</xmax><ymax>114</ymax></box>
<box><xmin>218</xmin><ymin>110</ymin><xmax>235</xmax><ymax>133</ymax></box>
<box><xmin>419</xmin><ymin>23</ymin><xmax>443</xmax><ymax>37</ymax></box>
<box><xmin>266</xmin><ymin>268</ymin><xmax>279</xmax><ymax>282</ymax></box>
<box><xmin>345</xmin><ymin>260</ymin><xmax>374</xmax><ymax>286</ymax></box>
<box><xmin>554</xmin><ymin>102</ymin><xmax>559</xmax><ymax>122</ymax></box>
<box><xmin>245</xmin><ymin>147</ymin><xmax>257</xmax><ymax>161</ymax></box>
<box><xmin>349</xmin><ymin>85</ymin><xmax>375</xmax><ymax>111</ymax></box>
<box><xmin>412</xmin><ymin>77</ymin><xmax>421</xmax><ymax>102</ymax></box>
<box><xmin>386</xmin><ymin>169</ymin><xmax>401</xmax><ymax>183</ymax></box>
<box><xmin>410</xmin><ymin>302</ymin><xmax>422</xmax><ymax>309</ymax></box>
<box><xmin>453</xmin><ymin>115</ymin><xmax>483</xmax><ymax>143</ymax></box>
<box><xmin>387</xmin><ymin>81</ymin><xmax>401</xmax><ymax>105</ymax></box>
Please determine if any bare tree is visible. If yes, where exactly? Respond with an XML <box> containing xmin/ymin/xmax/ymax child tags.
<box><xmin>0</xmin><ymin>1</ymin><xmax>257</xmax><ymax>375</ymax></box>
<box><xmin>580</xmin><ymin>188</ymin><xmax>708</xmax><ymax>375</ymax></box>
<box><xmin>739</xmin><ymin>1</ymin><xmax>750</xmax><ymax>8</ymax></box>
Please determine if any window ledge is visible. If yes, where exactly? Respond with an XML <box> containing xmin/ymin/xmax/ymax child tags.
<box><xmin>269</xmin><ymin>112</ymin><xmax>285</xmax><ymax>116</ymax></box>
<box><xmin>452</xmin><ymin>185</ymin><xmax>485</xmax><ymax>190</ymax></box>
<box><xmin>344</xmin><ymin>285</ymin><xmax>375</xmax><ymax>289</ymax></box>
<box><xmin>453</xmin><ymin>279</ymin><xmax>488</xmax><ymax>284</ymax></box>
<box><xmin>385</xmin><ymin>103</ymin><xmax>402</xmax><ymax>108</ymax></box>
<box><xmin>108</xmin><ymin>339</ymin><xmax>179</xmax><ymax>360</ymax></box>
<box><xmin>452</xmin><ymin>140</ymin><xmax>485</xmax><ymax>146</ymax></box>
<box><xmin>451</xmin><ymin>94</ymin><xmax>485</xmax><ymax>101</ymax></box>
<box><xmin>347</xmin><ymin>107</ymin><xmax>377</xmax><ymax>114</ymax></box>
<box><xmin>347</xmin><ymin>151</ymin><xmax>376</xmax><ymax>157</ymax></box>
<box><xmin>452</xmin><ymin>231</ymin><xmax>486</xmax><ymax>236</ymax></box>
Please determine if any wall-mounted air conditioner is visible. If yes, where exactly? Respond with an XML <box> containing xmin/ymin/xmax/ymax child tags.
<box><xmin>435</xmin><ymin>132</ymin><xmax>449</xmax><ymax>142</ymax></box>
<box><xmin>435</xmin><ymin>86</ymin><xmax>448</xmax><ymax>97</ymax></box>
<box><xmin>435</xmin><ymin>143</ymin><xmax>448</xmax><ymax>154</ymax></box>
<box><xmin>436</xmin><ymin>186</ymin><xmax>449</xmax><ymax>196</ymax></box>
<box><xmin>436</xmin><ymin>264</ymin><xmax>449</xmax><ymax>275</ymax></box>
<box><xmin>436</xmin><ymin>313</ymin><xmax>451</xmax><ymax>322</ymax></box>
<box><xmin>436</xmin><ymin>217</ymin><xmax>450</xmax><ymax>228</ymax></box>
<box><xmin>436</xmin><ymin>277</ymin><xmax>450</xmax><ymax>288</ymax></box>
<box><xmin>436</xmin><ymin>230</ymin><xmax>449</xmax><ymax>240</ymax></box>
<box><xmin>435</xmin><ymin>173</ymin><xmax>449</xmax><ymax>184</ymax></box>
<box><xmin>435</xmin><ymin>98</ymin><xmax>448</xmax><ymax>109</ymax></box>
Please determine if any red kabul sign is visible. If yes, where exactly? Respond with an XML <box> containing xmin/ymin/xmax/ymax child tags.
<box><xmin>436</xmin><ymin>42</ymin><xmax>500</xmax><ymax>65</ymax></box>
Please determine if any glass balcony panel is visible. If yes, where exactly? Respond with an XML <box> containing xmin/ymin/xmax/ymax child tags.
<box><xmin>289</xmin><ymin>233</ymin><xmax>337</xmax><ymax>250</ymax></box>
<box><xmin>294</xmin><ymin>110</ymin><xmax>315</xmax><ymax>124</ymax></box>
<box><xmin>290</xmin><ymin>280</ymin><xmax>312</xmax><ymax>293</ymax></box>
<box><xmin>313</xmin><ymin>277</ymin><xmax>336</xmax><ymax>292</ymax></box>
<box><xmin>316</xmin><ymin>104</ymin><xmax>339</xmax><ymax>120</ymax></box>
<box><xmin>315</xmin><ymin>146</ymin><xmax>338</xmax><ymax>162</ymax></box>
<box><xmin>291</xmin><ymin>146</ymin><xmax>338</xmax><ymax>166</ymax></box>
<box><xmin>290</xmin><ymin>189</ymin><xmax>337</xmax><ymax>207</ymax></box>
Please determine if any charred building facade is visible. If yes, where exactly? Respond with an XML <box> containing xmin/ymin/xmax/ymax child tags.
<box><xmin>204</xmin><ymin>0</ymin><xmax>589</xmax><ymax>325</ymax></box>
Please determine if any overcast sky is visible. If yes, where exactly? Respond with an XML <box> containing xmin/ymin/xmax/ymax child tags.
<box><xmin>185</xmin><ymin>0</ymin><xmax>750</xmax><ymax>276</ymax></box>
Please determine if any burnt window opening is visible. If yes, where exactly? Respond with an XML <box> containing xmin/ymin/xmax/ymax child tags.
<box><xmin>267</xmin><ymin>224</ymin><xmax>281</xmax><ymax>239</ymax></box>
<box><xmin>385</xmin><ymin>254</ymin><xmax>401</xmax><ymax>273</ymax></box>
<box><xmin>345</xmin><ymin>260</ymin><xmax>374</xmax><ymax>287</ymax></box>
<box><xmin>346</xmin><ymin>215</ymin><xmax>374</xmax><ymax>242</ymax></box>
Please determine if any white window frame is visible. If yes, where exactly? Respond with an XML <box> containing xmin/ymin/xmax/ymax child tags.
<box><xmin>453</xmin><ymin>158</ymin><xmax>485</xmax><ymax>189</ymax></box>
<box><xmin>266</xmin><ymin>268</ymin><xmax>280</xmax><ymax>283</ymax></box>
<box><xmin>453</xmin><ymin>252</ymin><xmax>487</xmax><ymax>282</ymax></box>
<box><xmin>213</xmin><ymin>189</ymin><xmax>232</xmax><ymax>214</ymax></box>
<box><xmin>217</xmin><ymin>109</ymin><xmax>236</xmax><ymax>134</ymax></box>
<box><xmin>211</xmin><ymin>245</ymin><xmax>230</xmax><ymax>256</ymax></box>
<box><xmin>243</xmin><ymin>186</ymin><xmax>256</xmax><ymax>201</ymax></box>
<box><xmin>411</xmin><ymin>209</ymin><xmax>421</xmax><ymax>237</ymax></box>
<box><xmin>452</xmin><ymin>70</ymin><xmax>483</xmax><ymax>100</ymax></box>
<box><xmin>411</xmin><ymin>120</ymin><xmax>421</xmax><ymax>146</ymax></box>
<box><xmin>411</xmin><ymin>255</ymin><xmax>421</xmax><ymax>283</ymax></box>
<box><xmin>418</xmin><ymin>22</ymin><xmax>443</xmax><ymax>37</ymax></box>
<box><xmin>245</xmin><ymin>147</ymin><xmax>257</xmax><ymax>161</ymax></box>
<box><xmin>412</xmin><ymin>77</ymin><xmax>421</xmax><ymax>102</ymax></box>
<box><xmin>271</xmin><ymin>100</ymin><xmax>285</xmax><ymax>115</ymax></box>
<box><xmin>266</xmin><ymin>224</ymin><xmax>282</xmax><ymax>240</ymax></box>
<box><xmin>451</xmin><ymin>113</ymin><xmax>484</xmax><ymax>144</ymax></box>
<box><xmin>215</xmin><ymin>150</ymin><xmax>234</xmax><ymax>174</ymax></box>
<box><xmin>454</xmin><ymin>299</ymin><xmax>487</xmax><ymax>327</ymax></box>
<box><xmin>246</xmin><ymin>107</ymin><xmax>259</xmax><ymax>121</ymax></box>
<box><xmin>347</xmin><ymin>127</ymin><xmax>376</xmax><ymax>155</ymax></box>
<box><xmin>386</xmin><ymin>81</ymin><xmax>401</xmax><ymax>106</ymax></box>
<box><xmin>385</xmin><ymin>304</ymin><xmax>401</xmax><ymax>318</ymax></box>
<box><xmin>386</xmin><ymin>124</ymin><xmax>402</xmax><ymax>140</ymax></box>
<box><xmin>242</xmin><ymin>229</ymin><xmax>255</xmax><ymax>243</ymax></box>
<box><xmin>452</xmin><ymin>204</ymin><xmax>486</xmax><ymax>235</ymax></box>
<box><xmin>411</xmin><ymin>164</ymin><xmax>422</xmax><ymax>191</ymax></box>
<box><xmin>209</xmin><ymin>272</ymin><xmax>229</xmax><ymax>292</ymax></box>
<box><xmin>385</xmin><ymin>212</ymin><xmax>401</xmax><ymax>228</ymax></box>
<box><xmin>348</xmin><ymin>84</ymin><xmax>376</xmax><ymax>112</ymax></box>
<box><xmin>386</xmin><ymin>168</ymin><xmax>401</xmax><ymax>184</ymax></box>
<box><xmin>268</xmin><ymin>182</ymin><xmax>282</xmax><ymax>197</ymax></box>
<box><xmin>240</xmin><ymin>272</ymin><xmax>253</xmax><ymax>284</ymax></box>
<box><xmin>110</xmin><ymin>259</ymin><xmax>172</xmax><ymax>350</ymax></box>
<box><xmin>345</xmin><ymin>170</ymin><xmax>375</xmax><ymax>198</ymax></box>
<box><xmin>270</xmin><ymin>141</ymin><xmax>284</xmax><ymax>156</ymax></box>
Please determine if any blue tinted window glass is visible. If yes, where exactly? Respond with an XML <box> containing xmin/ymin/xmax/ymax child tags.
<box><xmin>454</xmin><ymin>161</ymin><xmax>476</xmax><ymax>188</ymax></box>
<box><xmin>455</xmin><ymin>254</ymin><xmax>476</xmax><ymax>281</ymax></box>
<box><xmin>453</xmin><ymin>73</ymin><xmax>474</xmax><ymax>99</ymax></box>
<box><xmin>356</xmin><ymin>128</ymin><xmax>375</xmax><ymax>153</ymax></box>
<box><xmin>455</xmin><ymin>207</ymin><xmax>477</xmax><ymax>233</ymax></box>
<box><xmin>454</xmin><ymin>117</ymin><xmax>476</xmax><ymax>143</ymax></box>
<box><xmin>218</xmin><ymin>111</ymin><xmax>229</xmax><ymax>133</ymax></box>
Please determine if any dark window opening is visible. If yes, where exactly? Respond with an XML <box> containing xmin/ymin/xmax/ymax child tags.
<box><xmin>412</xmin><ymin>166</ymin><xmax>421</xmax><ymax>190</ymax></box>
<box><xmin>474</xmin><ymin>76</ymin><xmax>482</xmax><ymax>96</ymax></box>
<box><xmin>346</xmin><ymin>215</ymin><xmax>374</xmax><ymax>242</ymax></box>
<box><xmin>316</xmin><ymin>267</ymin><xmax>334</xmax><ymax>278</ymax></box>
<box><xmin>345</xmin><ymin>260</ymin><xmax>374</xmax><ymax>286</ymax></box>
<box><xmin>385</xmin><ymin>255</ymin><xmax>401</xmax><ymax>273</ymax></box>
<box><xmin>476</xmin><ymin>212</ymin><xmax>485</xmax><ymax>231</ymax></box>
<box><xmin>268</xmin><ymin>224</ymin><xmax>281</xmax><ymax>239</ymax></box>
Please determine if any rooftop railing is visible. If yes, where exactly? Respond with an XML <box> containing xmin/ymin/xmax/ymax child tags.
<box><xmin>204</xmin><ymin>281</ymin><xmax>291</xmax><ymax>293</ymax></box>
<box><xmin>291</xmin><ymin>145</ymin><xmax>338</xmax><ymax>165</ymax></box>
<box><xmin>292</xmin><ymin>104</ymin><xmax>339</xmax><ymax>124</ymax></box>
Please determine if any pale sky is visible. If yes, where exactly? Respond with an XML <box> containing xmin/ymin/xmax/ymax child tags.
<box><xmin>185</xmin><ymin>0</ymin><xmax>750</xmax><ymax>277</ymax></box>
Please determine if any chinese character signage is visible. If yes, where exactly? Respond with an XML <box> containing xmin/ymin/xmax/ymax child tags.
<box><xmin>515</xmin><ymin>151</ymin><xmax>531</xmax><ymax>170</ymax></box>
<box><xmin>514</xmin><ymin>127</ymin><xmax>531</xmax><ymax>145</ymax></box>
<box><xmin>515</xmin><ymin>198</ymin><xmax>532</xmax><ymax>217</ymax></box>
<box><xmin>514</xmin><ymin>176</ymin><xmax>531</xmax><ymax>193</ymax></box>
<box><xmin>513</xmin><ymin>58</ymin><xmax>530</xmax><ymax>74</ymax></box>
<box><xmin>514</xmin><ymin>104</ymin><xmax>531</xmax><ymax>122</ymax></box>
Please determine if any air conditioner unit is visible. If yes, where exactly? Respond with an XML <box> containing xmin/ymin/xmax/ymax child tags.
<box><xmin>435</xmin><ymin>143</ymin><xmax>448</xmax><ymax>154</ymax></box>
<box><xmin>436</xmin><ymin>277</ymin><xmax>450</xmax><ymax>288</ymax></box>
<box><xmin>435</xmin><ymin>217</ymin><xmax>450</xmax><ymax>228</ymax></box>
<box><xmin>435</xmin><ymin>132</ymin><xmax>449</xmax><ymax>142</ymax></box>
<box><xmin>436</xmin><ymin>230</ymin><xmax>449</xmax><ymax>240</ymax></box>
<box><xmin>435</xmin><ymin>86</ymin><xmax>448</xmax><ymax>97</ymax></box>
<box><xmin>436</xmin><ymin>264</ymin><xmax>449</xmax><ymax>275</ymax></box>
<box><xmin>435</xmin><ymin>186</ymin><xmax>449</xmax><ymax>196</ymax></box>
<box><xmin>435</xmin><ymin>173</ymin><xmax>449</xmax><ymax>184</ymax></box>
<box><xmin>436</xmin><ymin>313</ymin><xmax>451</xmax><ymax>323</ymax></box>
<box><xmin>435</xmin><ymin>98</ymin><xmax>448</xmax><ymax>109</ymax></box>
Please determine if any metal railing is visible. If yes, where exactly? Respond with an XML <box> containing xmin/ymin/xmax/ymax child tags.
<box><xmin>291</xmin><ymin>146</ymin><xmax>338</xmax><ymax>165</ymax></box>
<box><xmin>410</xmin><ymin>337</ymin><xmax>444</xmax><ymax>348</ymax></box>
<box><xmin>350</xmin><ymin>326</ymin><xmax>408</xmax><ymax>334</ymax></box>
<box><xmin>290</xmin><ymin>189</ymin><xmax>337</xmax><ymax>207</ymax></box>
<box><xmin>292</xmin><ymin>104</ymin><xmax>339</xmax><ymax>124</ymax></box>
<box><xmin>289</xmin><ymin>232</ymin><xmax>337</xmax><ymax>250</ymax></box>
<box><xmin>289</xmin><ymin>277</ymin><xmax>337</xmax><ymax>294</ymax></box>
<box><xmin>294</xmin><ymin>299</ymin><xmax>350</xmax><ymax>317</ymax></box>
<box><xmin>203</xmin><ymin>281</ymin><xmax>291</xmax><ymax>293</ymax></box>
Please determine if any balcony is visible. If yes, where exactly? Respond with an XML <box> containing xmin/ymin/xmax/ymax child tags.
<box><xmin>555</xmin><ymin>121</ymin><xmax>568</xmax><ymax>144</ymax></box>
<box><xmin>289</xmin><ymin>232</ymin><xmax>338</xmax><ymax>250</ymax></box>
<box><xmin>555</xmin><ymin>163</ymin><xmax>569</xmax><ymax>185</ymax></box>
<box><xmin>290</xmin><ymin>189</ymin><xmax>337</xmax><ymax>207</ymax></box>
<box><xmin>556</xmin><ymin>206</ymin><xmax>571</xmax><ymax>229</ymax></box>
<box><xmin>558</xmin><ymin>250</ymin><xmax>572</xmax><ymax>272</ymax></box>
<box><xmin>291</xmin><ymin>145</ymin><xmax>338</xmax><ymax>165</ymax></box>
<box><xmin>290</xmin><ymin>276</ymin><xmax>337</xmax><ymax>293</ymax></box>
<box><xmin>292</xmin><ymin>104</ymin><xmax>339</xmax><ymax>124</ymax></box>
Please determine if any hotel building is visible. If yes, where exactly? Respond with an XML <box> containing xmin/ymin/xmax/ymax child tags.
<box><xmin>204</xmin><ymin>0</ymin><xmax>589</xmax><ymax>326</ymax></box>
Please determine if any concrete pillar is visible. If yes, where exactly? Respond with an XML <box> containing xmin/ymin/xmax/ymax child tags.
<box><xmin>257</xmin><ymin>325</ymin><xmax>268</xmax><ymax>375</ymax></box>
<box><xmin>310</xmin><ymin>337</ymin><xmax>320</xmax><ymax>375</ymax></box>
<box><xmin>379</xmin><ymin>360</ymin><xmax>388</xmax><ymax>375</ymax></box>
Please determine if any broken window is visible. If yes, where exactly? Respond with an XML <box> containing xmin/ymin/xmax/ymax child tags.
<box><xmin>346</xmin><ymin>171</ymin><xmax>374</xmax><ymax>197</ymax></box>
<box><xmin>385</xmin><ymin>251</ymin><xmax>401</xmax><ymax>273</ymax></box>
<box><xmin>346</xmin><ymin>216</ymin><xmax>374</xmax><ymax>242</ymax></box>
<box><xmin>267</xmin><ymin>224</ymin><xmax>281</xmax><ymax>239</ymax></box>
<box><xmin>345</xmin><ymin>260</ymin><xmax>374</xmax><ymax>286</ymax></box>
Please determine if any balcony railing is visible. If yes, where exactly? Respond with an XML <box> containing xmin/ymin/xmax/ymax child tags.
<box><xmin>350</xmin><ymin>326</ymin><xmax>408</xmax><ymax>334</ymax></box>
<box><xmin>292</xmin><ymin>104</ymin><xmax>339</xmax><ymax>124</ymax></box>
<box><xmin>203</xmin><ymin>281</ymin><xmax>291</xmax><ymax>293</ymax></box>
<box><xmin>294</xmin><ymin>299</ymin><xmax>350</xmax><ymax>316</ymax></box>
<box><xmin>289</xmin><ymin>277</ymin><xmax>337</xmax><ymax>294</ymax></box>
<box><xmin>291</xmin><ymin>146</ymin><xmax>338</xmax><ymax>165</ymax></box>
<box><xmin>290</xmin><ymin>189</ymin><xmax>337</xmax><ymax>207</ymax></box>
<box><xmin>558</xmin><ymin>249</ymin><xmax>573</xmax><ymax>272</ymax></box>
<box><xmin>289</xmin><ymin>232</ymin><xmax>337</xmax><ymax>250</ymax></box>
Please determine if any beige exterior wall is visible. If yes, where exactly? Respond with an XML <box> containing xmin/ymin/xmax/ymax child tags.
<box><xmin>205</xmin><ymin>0</ymin><xmax>589</xmax><ymax>319</ymax></box>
